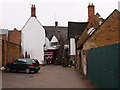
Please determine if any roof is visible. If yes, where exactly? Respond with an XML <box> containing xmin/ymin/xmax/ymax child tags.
<box><xmin>68</xmin><ymin>22</ymin><xmax>88</xmax><ymax>39</ymax></box>
<box><xmin>21</xmin><ymin>17</ymin><xmax>44</xmax><ymax>31</ymax></box>
<box><xmin>77</xmin><ymin>9</ymin><xmax>120</xmax><ymax>48</ymax></box>
<box><xmin>43</xmin><ymin>26</ymin><xmax>56</xmax><ymax>40</ymax></box>
<box><xmin>43</xmin><ymin>26</ymin><xmax>68</xmax><ymax>41</ymax></box>
<box><xmin>89</xmin><ymin>9</ymin><xmax>120</xmax><ymax>39</ymax></box>
<box><xmin>59</xmin><ymin>27</ymin><xmax>68</xmax><ymax>40</ymax></box>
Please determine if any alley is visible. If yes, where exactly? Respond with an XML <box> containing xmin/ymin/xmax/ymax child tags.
<box><xmin>2</xmin><ymin>65</ymin><xmax>96</xmax><ymax>88</ymax></box>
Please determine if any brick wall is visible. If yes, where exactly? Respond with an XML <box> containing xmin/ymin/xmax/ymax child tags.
<box><xmin>0</xmin><ymin>40</ymin><xmax>2</xmax><ymax>67</ymax></box>
<box><xmin>9</xmin><ymin>28</ymin><xmax>21</xmax><ymax>45</ymax></box>
<box><xmin>77</xmin><ymin>13</ymin><xmax>102</xmax><ymax>47</ymax></box>
<box><xmin>2</xmin><ymin>40</ymin><xmax>21</xmax><ymax>66</ymax></box>
<box><xmin>83</xmin><ymin>10</ymin><xmax>120</xmax><ymax>50</ymax></box>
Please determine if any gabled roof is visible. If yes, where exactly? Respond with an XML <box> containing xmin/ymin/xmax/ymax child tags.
<box><xmin>43</xmin><ymin>26</ymin><xmax>56</xmax><ymax>40</ymax></box>
<box><xmin>95</xmin><ymin>9</ymin><xmax>120</xmax><ymax>30</ymax></box>
<box><xmin>77</xmin><ymin>9</ymin><xmax>120</xmax><ymax>48</ymax></box>
<box><xmin>88</xmin><ymin>9</ymin><xmax>120</xmax><ymax>38</ymax></box>
<box><xmin>68</xmin><ymin>22</ymin><xmax>88</xmax><ymax>39</ymax></box>
<box><xmin>91</xmin><ymin>9</ymin><xmax>120</xmax><ymax>36</ymax></box>
<box><xmin>59</xmin><ymin>27</ymin><xmax>68</xmax><ymax>40</ymax></box>
<box><xmin>43</xmin><ymin>26</ymin><xmax>68</xmax><ymax>41</ymax></box>
<box><xmin>21</xmin><ymin>17</ymin><xmax>44</xmax><ymax>31</ymax></box>
<box><xmin>51</xmin><ymin>35</ymin><xmax>59</xmax><ymax>42</ymax></box>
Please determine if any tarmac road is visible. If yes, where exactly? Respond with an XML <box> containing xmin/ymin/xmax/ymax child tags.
<box><xmin>2</xmin><ymin>65</ymin><xmax>96</xmax><ymax>88</ymax></box>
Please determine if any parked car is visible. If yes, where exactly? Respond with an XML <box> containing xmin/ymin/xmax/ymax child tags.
<box><xmin>5</xmin><ymin>58</ymin><xmax>40</xmax><ymax>74</ymax></box>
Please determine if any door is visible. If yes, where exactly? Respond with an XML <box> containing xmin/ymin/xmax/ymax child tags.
<box><xmin>18</xmin><ymin>59</ymin><xmax>27</xmax><ymax>70</ymax></box>
<box><xmin>10</xmin><ymin>60</ymin><xmax>20</xmax><ymax>70</ymax></box>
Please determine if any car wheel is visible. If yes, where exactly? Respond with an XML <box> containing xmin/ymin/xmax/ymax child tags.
<box><xmin>6</xmin><ymin>67</ymin><xmax>10</xmax><ymax>72</ymax></box>
<box><xmin>34</xmin><ymin>70</ymin><xmax>38</xmax><ymax>73</ymax></box>
<box><xmin>26</xmin><ymin>68</ymin><xmax>31</xmax><ymax>74</ymax></box>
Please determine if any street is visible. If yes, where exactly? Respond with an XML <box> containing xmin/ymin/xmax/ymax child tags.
<box><xmin>2</xmin><ymin>65</ymin><xmax>96</xmax><ymax>88</ymax></box>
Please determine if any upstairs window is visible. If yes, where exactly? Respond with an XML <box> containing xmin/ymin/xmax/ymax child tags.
<box><xmin>51</xmin><ymin>42</ymin><xmax>58</xmax><ymax>46</ymax></box>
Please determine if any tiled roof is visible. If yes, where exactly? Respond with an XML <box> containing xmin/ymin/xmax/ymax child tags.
<box><xmin>43</xmin><ymin>26</ymin><xmax>68</xmax><ymax>41</ymax></box>
<box><xmin>59</xmin><ymin>27</ymin><xmax>68</xmax><ymax>40</ymax></box>
<box><xmin>68</xmin><ymin>22</ymin><xmax>88</xmax><ymax>39</ymax></box>
<box><xmin>77</xmin><ymin>9</ymin><xmax>120</xmax><ymax>49</ymax></box>
<box><xmin>43</xmin><ymin>26</ymin><xmax>56</xmax><ymax>40</ymax></box>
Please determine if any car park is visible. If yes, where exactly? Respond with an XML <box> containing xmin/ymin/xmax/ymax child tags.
<box><xmin>5</xmin><ymin>58</ymin><xmax>40</xmax><ymax>74</ymax></box>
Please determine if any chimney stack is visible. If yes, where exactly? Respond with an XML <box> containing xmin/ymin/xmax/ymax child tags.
<box><xmin>88</xmin><ymin>3</ymin><xmax>95</xmax><ymax>22</ymax></box>
<box><xmin>31</xmin><ymin>4</ymin><xmax>36</xmax><ymax>17</ymax></box>
<box><xmin>55</xmin><ymin>21</ymin><xmax>58</xmax><ymax>26</ymax></box>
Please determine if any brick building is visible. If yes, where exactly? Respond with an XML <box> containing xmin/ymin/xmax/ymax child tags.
<box><xmin>0</xmin><ymin>36</ymin><xmax>2</xmax><ymax>67</ymax></box>
<box><xmin>77</xmin><ymin>9</ymin><xmax>120</xmax><ymax>88</ymax></box>
<box><xmin>76</xmin><ymin>3</ymin><xmax>103</xmax><ymax>71</ymax></box>
<box><xmin>0</xmin><ymin>29</ymin><xmax>21</xmax><ymax>67</ymax></box>
<box><xmin>8</xmin><ymin>28</ymin><xmax>21</xmax><ymax>45</ymax></box>
<box><xmin>0</xmin><ymin>29</ymin><xmax>8</xmax><ymax>67</ymax></box>
<box><xmin>44</xmin><ymin>22</ymin><xmax>68</xmax><ymax>65</ymax></box>
<box><xmin>21</xmin><ymin>5</ymin><xmax>45</xmax><ymax>64</ymax></box>
<box><xmin>83</xmin><ymin>9</ymin><xmax>120</xmax><ymax>50</ymax></box>
<box><xmin>68</xmin><ymin>22</ymin><xmax>88</xmax><ymax>66</ymax></box>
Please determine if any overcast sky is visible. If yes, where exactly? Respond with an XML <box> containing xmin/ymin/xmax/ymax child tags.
<box><xmin>0</xmin><ymin>0</ymin><xmax>119</xmax><ymax>30</ymax></box>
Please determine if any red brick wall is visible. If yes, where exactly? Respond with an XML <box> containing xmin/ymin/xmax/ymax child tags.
<box><xmin>2</xmin><ymin>40</ymin><xmax>21</xmax><ymax>66</ymax></box>
<box><xmin>9</xmin><ymin>28</ymin><xmax>21</xmax><ymax>45</ymax></box>
<box><xmin>88</xmin><ymin>3</ymin><xmax>95</xmax><ymax>24</ymax></box>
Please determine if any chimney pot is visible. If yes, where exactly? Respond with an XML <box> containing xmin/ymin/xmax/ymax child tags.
<box><xmin>31</xmin><ymin>4</ymin><xmax>36</xmax><ymax>17</ymax></box>
<box><xmin>55</xmin><ymin>21</ymin><xmax>58</xmax><ymax>26</ymax></box>
<box><xmin>88</xmin><ymin>3</ymin><xmax>95</xmax><ymax>22</ymax></box>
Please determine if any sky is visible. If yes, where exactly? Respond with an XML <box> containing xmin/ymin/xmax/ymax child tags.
<box><xmin>0</xmin><ymin>0</ymin><xmax>119</xmax><ymax>30</ymax></box>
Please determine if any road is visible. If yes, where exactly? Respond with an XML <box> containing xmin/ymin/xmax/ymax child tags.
<box><xmin>2</xmin><ymin>65</ymin><xmax>96</xmax><ymax>88</ymax></box>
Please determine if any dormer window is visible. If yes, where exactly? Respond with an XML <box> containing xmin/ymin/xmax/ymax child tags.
<box><xmin>87</xmin><ymin>27</ymin><xmax>95</xmax><ymax>35</ymax></box>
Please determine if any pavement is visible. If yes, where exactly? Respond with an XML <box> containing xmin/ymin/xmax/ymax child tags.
<box><xmin>2</xmin><ymin>65</ymin><xmax>96</xmax><ymax>88</ymax></box>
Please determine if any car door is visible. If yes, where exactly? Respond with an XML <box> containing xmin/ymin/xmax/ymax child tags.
<box><xmin>10</xmin><ymin>60</ymin><xmax>20</xmax><ymax>70</ymax></box>
<box><xmin>18</xmin><ymin>59</ymin><xmax>27</xmax><ymax>71</ymax></box>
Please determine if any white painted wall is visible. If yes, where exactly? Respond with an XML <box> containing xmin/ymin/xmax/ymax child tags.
<box><xmin>44</xmin><ymin>35</ymin><xmax>59</xmax><ymax>50</ymax></box>
<box><xmin>44</xmin><ymin>37</ymin><xmax>51</xmax><ymax>50</ymax></box>
<box><xmin>70</xmin><ymin>38</ymin><xmax>76</xmax><ymax>55</ymax></box>
<box><xmin>51</xmin><ymin>35</ymin><xmax>58</xmax><ymax>42</ymax></box>
<box><xmin>21</xmin><ymin>17</ymin><xmax>45</xmax><ymax>64</ymax></box>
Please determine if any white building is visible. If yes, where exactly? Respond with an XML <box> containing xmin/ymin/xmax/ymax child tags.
<box><xmin>21</xmin><ymin>5</ymin><xmax>45</xmax><ymax>64</ymax></box>
<box><xmin>44</xmin><ymin>35</ymin><xmax>59</xmax><ymax>50</ymax></box>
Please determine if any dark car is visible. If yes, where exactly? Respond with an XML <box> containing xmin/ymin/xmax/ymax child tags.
<box><xmin>5</xmin><ymin>58</ymin><xmax>40</xmax><ymax>74</ymax></box>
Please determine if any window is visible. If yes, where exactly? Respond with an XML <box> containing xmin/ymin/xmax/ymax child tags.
<box><xmin>21</xmin><ymin>59</ymin><xmax>27</xmax><ymax>63</ymax></box>
<box><xmin>51</xmin><ymin>42</ymin><xmax>58</xmax><ymax>46</ymax></box>
<box><xmin>17</xmin><ymin>59</ymin><xmax>27</xmax><ymax>63</ymax></box>
<box><xmin>13</xmin><ymin>60</ymin><xmax>20</xmax><ymax>64</ymax></box>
